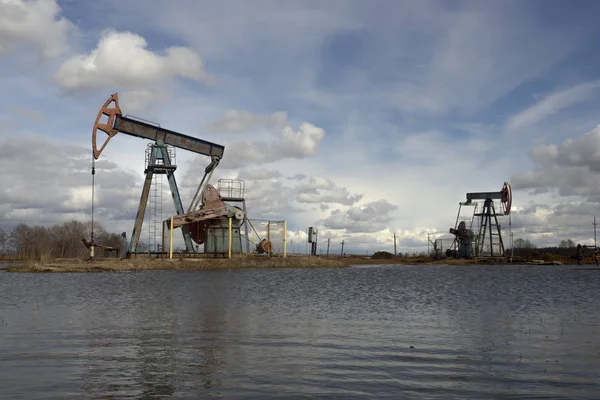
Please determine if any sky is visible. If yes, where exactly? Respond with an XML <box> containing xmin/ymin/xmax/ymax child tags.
<box><xmin>3</xmin><ymin>0</ymin><xmax>600</xmax><ymax>254</ymax></box>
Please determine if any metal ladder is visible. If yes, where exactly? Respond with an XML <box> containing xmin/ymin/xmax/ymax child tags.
<box><xmin>476</xmin><ymin>200</ymin><xmax>505</xmax><ymax>257</ymax></box>
<box><xmin>146</xmin><ymin>144</ymin><xmax>164</xmax><ymax>253</ymax></box>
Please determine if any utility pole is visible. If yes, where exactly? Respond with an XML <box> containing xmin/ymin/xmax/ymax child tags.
<box><xmin>594</xmin><ymin>216</ymin><xmax>597</xmax><ymax>248</ymax></box>
<box><xmin>340</xmin><ymin>240</ymin><xmax>345</xmax><ymax>256</ymax></box>
<box><xmin>509</xmin><ymin>213</ymin><xmax>513</xmax><ymax>260</ymax></box>
<box><xmin>594</xmin><ymin>216</ymin><xmax>598</xmax><ymax>266</ymax></box>
<box><xmin>427</xmin><ymin>233</ymin><xmax>430</xmax><ymax>255</ymax></box>
<box><xmin>326</xmin><ymin>238</ymin><xmax>330</xmax><ymax>256</ymax></box>
<box><xmin>393</xmin><ymin>233</ymin><xmax>397</xmax><ymax>255</ymax></box>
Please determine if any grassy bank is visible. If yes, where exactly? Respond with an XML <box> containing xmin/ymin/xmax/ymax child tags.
<box><xmin>4</xmin><ymin>254</ymin><xmax>479</xmax><ymax>273</ymax></box>
<box><xmin>4</xmin><ymin>255</ymin><xmax>348</xmax><ymax>273</ymax></box>
<box><xmin>3</xmin><ymin>252</ymin><xmax>591</xmax><ymax>273</ymax></box>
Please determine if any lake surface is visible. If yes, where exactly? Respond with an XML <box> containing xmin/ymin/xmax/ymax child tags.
<box><xmin>1</xmin><ymin>264</ymin><xmax>599</xmax><ymax>399</ymax></box>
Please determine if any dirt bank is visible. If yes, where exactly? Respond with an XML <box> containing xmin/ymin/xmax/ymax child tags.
<box><xmin>3</xmin><ymin>253</ymin><xmax>588</xmax><ymax>273</ymax></box>
<box><xmin>4</xmin><ymin>255</ymin><xmax>348</xmax><ymax>273</ymax></box>
<box><xmin>4</xmin><ymin>255</ymin><xmax>481</xmax><ymax>273</ymax></box>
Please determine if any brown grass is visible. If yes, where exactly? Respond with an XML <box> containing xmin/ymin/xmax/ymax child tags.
<box><xmin>5</xmin><ymin>252</ymin><xmax>593</xmax><ymax>273</ymax></box>
<box><xmin>4</xmin><ymin>254</ymin><xmax>347</xmax><ymax>273</ymax></box>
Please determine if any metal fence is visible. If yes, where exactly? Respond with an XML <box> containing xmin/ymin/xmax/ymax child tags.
<box><xmin>432</xmin><ymin>238</ymin><xmax>455</xmax><ymax>258</ymax></box>
<box><xmin>245</xmin><ymin>219</ymin><xmax>287</xmax><ymax>256</ymax></box>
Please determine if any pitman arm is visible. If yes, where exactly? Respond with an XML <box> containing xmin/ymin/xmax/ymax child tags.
<box><xmin>169</xmin><ymin>185</ymin><xmax>245</xmax><ymax>229</ymax></box>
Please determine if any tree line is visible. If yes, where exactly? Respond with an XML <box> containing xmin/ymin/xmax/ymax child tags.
<box><xmin>508</xmin><ymin>237</ymin><xmax>589</xmax><ymax>258</ymax></box>
<box><xmin>0</xmin><ymin>220</ymin><xmax>124</xmax><ymax>260</ymax></box>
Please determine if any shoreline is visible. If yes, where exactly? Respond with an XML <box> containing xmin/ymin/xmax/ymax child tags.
<box><xmin>3</xmin><ymin>256</ymin><xmax>348</xmax><ymax>273</ymax></box>
<box><xmin>1</xmin><ymin>254</ymin><xmax>590</xmax><ymax>273</ymax></box>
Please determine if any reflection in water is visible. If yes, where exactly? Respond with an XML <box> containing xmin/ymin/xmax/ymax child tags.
<box><xmin>183</xmin><ymin>274</ymin><xmax>238</xmax><ymax>394</ymax></box>
<box><xmin>188</xmin><ymin>309</ymin><xmax>227</xmax><ymax>392</ymax></box>
<box><xmin>133</xmin><ymin>296</ymin><xmax>177</xmax><ymax>399</ymax></box>
<box><xmin>76</xmin><ymin>271</ymin><xmax>238</xmax><ymax>398</ymax></box>
<box><xmin>1</xmin><ymin>266</ymin><xmax>600</xmax><ymax>399</ymax></box>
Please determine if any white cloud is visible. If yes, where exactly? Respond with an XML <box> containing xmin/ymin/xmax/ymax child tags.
<box><xmin>524</xmin><ymin>125</ymin><xmax>600</xmax><ymax>172</ymax></box>
<box><xmin>506</xmin><ymin>82</ymin><xmax>600</xmax><ymax>131</ymax></box>
<box><xmin>54</xmin><ymin>29</ymin><xmax>214</xmax><ymax>91</ymax></box>
<box><xmin>320</xmin><ymin>199</ymin><xmax>399</xmax><ymax>233</ymax></box>
<box><xmin>296</xmin><ymin>177</ymin><xmax>362</xmax><ymax>205</ymax></box>
<box><xmin>118</xmin><ymin>88</ymin><xmax>170</xmax><ymax>114</ymax></box>
<box><xmin>513</xmin><ymin>165</ymin><xmax>600</xmax><ymax>199</ymax></box>
<box><xmin>219</xmin><ymin>121</ymin><xmax>326</xmax><ymax>168</ymax></box>
<box><xmin>505</xmin><ymin>201</ymin><xmax>600</xmax><ymax>248</ymax></box>
<box><xmin>0</xmin><ymin>135</ymin><xmax>140</xmax><ymax>230</ymax></box>
<box><xmin>0</xmin><ymin>0</ymin><xmax>71</xmax><ymax>58</ymax></box>
<box><xmin>529</xmin><ymin>144</ymin><xmax>559</xmax><ymax>167</ymax></box>
<box><xmin>509</xmin><ymin>124</ymin><xmax>600</xmax><ymax>246</ymax></box>
<box><xmin>220</xmin><ymin>173</ymin><xmax>362</xmax><ymax>219</ymax></box>
<box><xmin>237</xmin><ymin>168</ymin><xmax>282</xmax><ymax>181</ymax></box>
<box><xmin>276</xmin><ymin>123</ymin><xmax>325</xmax><ymax>156</ymax></box>
<box><xmin>206</xmin><ymin>110</ymin><xmax>287</xmax><ymax>133</ymax></box>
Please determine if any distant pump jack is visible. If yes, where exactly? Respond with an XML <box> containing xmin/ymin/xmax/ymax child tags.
<box><xmin>448</xmin><ymin>181</ymin><xmax>512</xmax><ymax>259</ymax></box>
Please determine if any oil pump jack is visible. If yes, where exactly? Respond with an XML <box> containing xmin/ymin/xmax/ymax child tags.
<box><xmin>92</xmin><ymin>93</ymin><xmax>246</xmax><ymax>258</ymax></box>
<box><xmin>448</xmin><ymin>181</ymin><xmax>512</xmax><ymax>259</ymax></box>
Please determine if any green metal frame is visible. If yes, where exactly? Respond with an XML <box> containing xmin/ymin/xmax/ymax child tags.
<box><xmin>128</xmin><ymin>142</ymin><xmax>194</xmax><ymax>255</ymax></box>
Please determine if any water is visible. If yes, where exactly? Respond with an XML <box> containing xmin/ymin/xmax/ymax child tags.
<box><xmin>1</xmin><ymin>264</ymin><xmax>599</xmax><ymax>399</ymax></box>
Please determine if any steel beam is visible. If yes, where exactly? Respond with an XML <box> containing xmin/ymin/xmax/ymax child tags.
<box><xmin>128</xmin><ymin>150</ymin><xmax>156</xmax><ymax>255</ymax></box>
<box><xmin>159</xmin><ymin>146</ymin><xmax>195</xmax><ymax>252</ymax></box>
<box><xmin>115</xmin><ymin>115</ymin><xmax>225</xmax><ymax>158</ymax></box>
<box><xmin>466</xmin><ymin>191</ymin><xmax>502</xmax><ymax>201</ymax></box>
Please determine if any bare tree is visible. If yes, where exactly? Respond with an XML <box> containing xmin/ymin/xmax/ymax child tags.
<box><xmin>514</xmin><ymin>238</ymin><xmax>535</xmax><ymax>249</ymax></box>
<box><xmin>8</xmin><ymin>220</ymin><xmax>123</xmax><ymax>260</ymax></box>
<box><xmin>559</xmin><ymin>239</ymin><xmax>576</xmax><ymax>248</ymax></box>
<box><xmin>0</xmin><ymin>228</ymin><xmax>5</xmax><ymax>255</ymax></box>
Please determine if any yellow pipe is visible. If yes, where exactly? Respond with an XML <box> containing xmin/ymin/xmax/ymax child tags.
<box><xmin>161</xmin><ymin>221</ymin><xmax>165</xmax><ymax>256</ymax></box>
<box><xmin>283</xmin><ymin>220</ymin><xmax>287</xmax><ymax>258</ymax></box>
<box><xmin>228</xmin><ymin>217</ymin><xmax>232</xmax><ymax>258</ymax></box>
<box><xmin>169</xmin><ymin>216</ymin><xmax>174</xmax><ymax>259</ymax></box>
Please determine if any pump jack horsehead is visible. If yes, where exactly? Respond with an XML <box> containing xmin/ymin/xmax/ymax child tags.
<box><xmin>92</xmin><ymin>93</ymin><xmax>246</xmax><ymax>258</ymax></box>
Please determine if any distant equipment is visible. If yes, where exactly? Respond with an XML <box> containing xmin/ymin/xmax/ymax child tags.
<box><xmin>256</xmin><ymin>239</ymin><xmax>271</xmax><ymax>254</ymax></box>
<box><xmin>449</xmin><ymin>181</ymin><xmax>512</xmax><ymax>258</ymax></box>
<box><xmin>448</xmin><ymin>221</ymin><xmax>476</xmax><ymax>258</ymax></box>
<box><xmin>308</xmin><ymin>227</ymin><xmax>318</xmax><ymax>256</ymax></box>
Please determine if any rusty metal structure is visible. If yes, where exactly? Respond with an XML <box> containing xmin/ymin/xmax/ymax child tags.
<box><xmin>168</xmin><ymin>182</ymin><xmax>246</xmax><ymax>254</ymax></box>
<box><xmin>92</xmin><ymin>93</ymin><xmax>248</xmax><ymax>257</ymax></box>
<box><xmin>217</xmin><ymin>179</ymin><xmax>250</xmax><ymax>252</ymax></box>
<box><xmin>449</xmin><ymin>181</ymin><xmax>512</xmax><ymax>258</ymax></box>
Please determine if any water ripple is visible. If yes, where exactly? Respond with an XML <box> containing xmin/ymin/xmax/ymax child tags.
<box><xmin>1</xmin><ymin>265</ymin><xmax>599</xmax><ymax>398</ymax></box>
